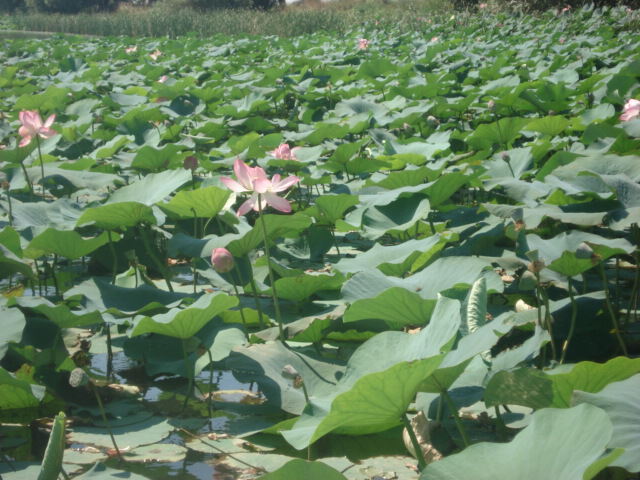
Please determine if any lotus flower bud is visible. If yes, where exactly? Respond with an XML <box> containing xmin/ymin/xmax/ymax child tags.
<box><xmin>501</xmin><ymin>152</ymin><xmax>510</xmax><ymax>162</ymax></box>
<box><xmin>211</xmin><ymin>248</ymin><xmax>234</xmax><ymax>273</ymax></box>
<box><xmin>487</xmin><ymin>99</ymin><xmax>496</xmax><ymax>110</ymax></box>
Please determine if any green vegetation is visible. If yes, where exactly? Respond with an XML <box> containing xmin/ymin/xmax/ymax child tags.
<box><xmin>0</xmin><ymin>4</ymin><xmax>640</xmax><ymax>480</ymax></box>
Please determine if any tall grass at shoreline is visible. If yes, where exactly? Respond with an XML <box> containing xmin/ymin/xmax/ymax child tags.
<box><xmin>7</xmin><ymin>0</ymin><xmax>454</xmax><ymax>37</ymax></box>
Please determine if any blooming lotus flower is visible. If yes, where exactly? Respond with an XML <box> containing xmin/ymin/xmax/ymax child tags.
<box><xmin>358</xmin><ymin>38</ymin><xmax>369</xmax><ymax>50</ymax></box>
<box><xmin>211</xmin><ymin>248</ymin><xmax>234</xmax><ymax>273</ymax></box>
<box><xmin>221</xmin><ymin>158</ymin><xmax>299</xmax><ymax>216</ymax></box>
<box><xmin>149</xmin><ymin>50</ymin><xmax>161</xmax><ymax>61</ymax></box>
<box><xmin>620</xmin><ymin>99</ymin><xmax>640</xmax><ymax>122</ymax></box>
<box><xmin>18</xmin><ymin>111</ymin><xmax>57</xmax><ymax>147</ymax></box>
<box><xmin>478</xmin><ymin>2</ymin><xmax>487</xmax><ymax>7</ymax></box>
<box><xmin>270</xmin><ymin>143</ymin><xmax>300</xmax><ymax>161</ymax></box>
<box><xmin>125</xmin><ymin>46</ymin><xmax>137</xmax><ymax>53</ymax></box>
<box><xmin>158</xmin><ymin>75</ymin><xmax>169</xmax><ymax>83</ymax></box>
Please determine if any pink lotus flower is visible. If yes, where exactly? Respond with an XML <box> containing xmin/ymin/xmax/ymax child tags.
<box><xmin>125</xmin><ymin>46</ymin><xmax>137</xmax><ymax>54</ymax></box>
<box><xmin>620</xmin><ymin>99</ymin><xmax>640</xmax><ymax>122</ymax></box>
<box><xmin>431</xmin><ymin>36</ymin><xmax>439</xmax><ymax>42</ymax></box>
<box><xmin>358</xmin><ymin>38</ymin><xmax>369</xmax><ymax>50</ymax></box>
<box><xmin>211</xmin><ymin>248</ymin><xmax>234</xmax><ymax>273</ymax></box>
<box><xmin>18</xmin><ymin>111</ymin><xmax>57</xmax><ymax>147</ymax></box>
<box><xmin>221</xmin><ymin>158</ymin><xmax>299</xmax><ymax>216</ymax></box>
<box><xmin>270</xmin><ymin>143</ymin><xmax>300</xmax><ymax>161</ymax></box>
<box><xmin>158</xmin><ymin>75</ymin><xmax>169</xmax><ymax>83</ymax></box>
<box><xmin>479</xmin><ymin>2</ymin><xmax>487</xmax><ymax>7</ymax></box>
<box><xmin>149</xmin><ymin>50</ymin><xmax>161</xmax><ymax>61</ymax></box>
<box><xmin>559</xmin><ymin>4</ymin><xmax>571</xmax><ymax>14</ymax></box>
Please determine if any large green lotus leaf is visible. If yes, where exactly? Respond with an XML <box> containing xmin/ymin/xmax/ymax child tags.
<box><xmin>158</xmin><ymin>186</ymin><xmax>230</xmax><ymax>219</ymax></box>
<box><xmin>0</xmin><ymin>226</ymin><xmax>22</xmax><ymax>257</ymax></box>
<box><xmin>550</xmin><ymin>153</ymin><xmax>640</xmax><ymax>182</ymax></box>
<box><xmin>525</xmin><ymin>231</ymin><xmax>634</xmax><ymax>276</ymax></box>
<box><xmin>573</xmin><ymin>374</ymin><xmax>640</xmax><ymax>472</ymax></box>
<box><xmin>334</xmin><ymin>235</ymin><xmax>444</xmax><ymax>276</ymax></box>
<box><xmin>10</xmin><ymin>166</ymin><xmax>120</xmax><ymax>193</ymax></box>
<box><xmin>313</xmin><ymin>194</ymin><xmax>359</xmax><ymax>224</ymax></box>
<box><xmin>282</xmin><ymin>296</ymin><xmax>459</xmax><ymax>449</ymax></box>
<box><xmin>466</xmin><ymin>117</ymin><xmax>529</xmax><ymax>150</ymax></box>
<box><xmin>226</xmin><ymin>213</ymin><xmax>312</xmax><ymax>258</ymax></box>
<box><xmin>419</xmin><ymin>404</ymin><xmax>619</xmax><ymax>480</ymax></box>
<box><xmin>485</xmin><ymin>357</ymin><xmax>640</xmax><ymax>409</ymax></box>
<box><xmin>261</xmin><ymin>459</ymin><xmax>347</xmax><ymax>480</ymax></box>
<box><xmin>131</xmin><ymin>144</ymin><xmax>183</xmax><ymax>172</ymax></box>
<box><xmin>11</xmin><ymin>198</ymin><xmax>83</xmax><ymax>232</ymax></box>
<box><xmin>0</xmin><ymin>306</ymin><xmax>25</xmax><ymax>361</ymax></box>
<box><xmin>547</xmin><ymin>357</ymin><xmax>640</xmax><ymax>408</ymax></box>
<box><xmin>76</xmin><ymin>202</ymin><xmax>156</xmax><ymax>230</ymax></box>
<box><xmin>106</xmin><ymin>169</ymin><xmax>191</xmax><ymax>206</ymax></box>
<box><xmin>24</xmin><ymin>229</ymin><xmax>119</xmax><ymax>260</ymax></box>
<box><xmin>303</xmin><ymin>123</ymin><xmax>349</xmax><ymax>144</ymax></box>
<box><xmin>0</xmin><ymin>245</ymin><xmax>34</xmax><ymax>280</ymax></box>
<box><xmin>361</xmin><ymin>195</ymin><xmax>430</xmax><ymax>239</ymax></box>
<box><xmin>68</xmin><ymin>416</ymin><xmax>174</xmax><ymax>450</ymax></box>
<box><xmin>267</xmin><ymin>271</ymin><xmax>343</xmax><ymax>303</ymax></box>
<box><xmin>131</xmin><ymin>292</ymin><xmax>237</xmax><ymax>340</ymax></box>
<box><xmin>9</xmin><ymin>296</ymin><xmax>102</xmax><ymax>329</ymax></box>
<box><xmin>226</xmin><ymin>341</ymin><xmax>346</xmax><ymax>415</ymax></box>
<box><xmin>64</xmin><ymin>278</ymin><xmax>190</xmax><ymax>316</ymax></box>
<box><xmin>357</xmin><ymin>59</ymin><xmax>396</xmax><ymax>78</ymax></box>
<box><xmin>343</xmin><ymin>287</ymin><xmax>436</xmax><ymax>329</ymax></box>
<box><xmin>341</xmin><ymin>256</ymin><xmax>501</xmax><ymax>303</ymax></box>
<box><xmin>73</xmin><ymin>462</ymin><xmax>150</xmax><ymax>479</ymax></box>
<box><xmin>522</xmin><ymin>115</ymin><xmax>569</xmax><ymax>136</ymax></box>
<box><xmin>333</xmin><ymin>97</ymin><xmax>388</xmax><ymax>120</ymax></box>
<box><xmin>0</xmin><ymin>366</ymin><xmax>45</xmax><ymax>409</ymax></box>
<box><xmin>483</xmin><ymin>203</ymin><xmax>605</xmax><ymax>229</ymax></box>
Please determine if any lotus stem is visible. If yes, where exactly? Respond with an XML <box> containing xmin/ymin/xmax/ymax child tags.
<box><xmin>35</xmin><ymin>135</ymin><xmax>46</xmax><ymax>198</ymax></box>
<box><xmin>104</xmin><ymin>321</ymin><xmax>113</xmax><ymax>381</ymax></box>
<box><xmin>403</xmin><ymin>414</ymin><xmax>426</xmax><ymax>470</ymax></box>
<box><xmin>442</xmin><ymin>390</ymin><xmax>469</xmax><ymax>448</ymax></box>
<box><xmin>139</xmin><ymin>226</ymin><xmax>173</xmax><ymax>292</ymax></box>
<box><xmin>257</xmin><ymin>197</ymin><xmax>285</xmax><ymax>342</ymax></box>
<box><xmin>624</xmin><ymin>250</ymin><xmax>640</xmax><ymax>328</ymax></box>
<box><xmin>207</xmin><ymin>348</ymin><xmax>214</xmax><ymax>420</ymax></box>
<box><xmin>107</xmin><ymin>231</ymin><xmax>118</xmax><ymax>285</ymax></box>
<box><xmin>90</xmin><ymin>383</ymin><xmax>123</xmax><ymax>462</ymax></box>
<box><xmin>599</xmin><ymin>263</ymin><xmax>628</xmax><ymax>356</ymax></box>
<box><xmin>181</xmin><ymin>339</ymin><xmax>194</xmax><ymax>412</ymax></box>
<box><xmin>248</xmin><ymin>275</ymin><xmax>266</xmax><ymax>328</ymax></box>
<box><xmin>52</xmin><ymin>254</ymin><xmax>60</xmax><ymax>297</ymax></box>
<box><xmin>539</xmin><ymin>286</ymin><xmax>557</xmax><ymax>362</ymax></box>
<box><xmin>560</xmin><ymin>279</ymin><xmax>577</xmax><ymax>365</ymax></box>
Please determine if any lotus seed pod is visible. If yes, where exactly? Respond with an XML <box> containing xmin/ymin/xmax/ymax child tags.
<box><xmin>519</xmin><ymin>270</ymin><xmax>538</xmax><ymax>290</ymax></box>
<box><xmin>183</xmin><ymin>156</ymin><xmax>198</xmax><ymax>171</ymax></box>
<box><xmin>281</xmin><ymin>364</ymin><xmax>300</xmax><ymax>380</ymax></box>
<box><xmin>69</xmin><ymin>368</ymin><xmax>89</xmax><ymax>388</ymax></box>
<box><xmin>527</xmin><ymin>259</ymin><xmax>546</xmax><ymax>274</ymax></box>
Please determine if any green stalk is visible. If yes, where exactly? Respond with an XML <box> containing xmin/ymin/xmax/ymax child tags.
<box><xmin>257</xmin><ymin>197</ymin><xmax>285</xmax><ymax>342</ymax></box>
<box><xmin>560</xmin><ymin>279</ymin><xmax>577</xmax><ymax>365</ymax></box>
<box><xmin>599</xmin><ymin>263</ymin><xmax>628</xmax><ymax>356</ymax></box>
<box><xmin>181</xmin><ymin>339</ymin><xmax>194</xmax><ymax>412</ymax></box>
<box><xmin>35</xmin><ymin>135</ymin><xmax>46</xmax><ymax>198</ymax></box>
<box><xmin>139</xmin><ymin>226</ymin><xmax>174</xmax><ymax>292</ymax></box>
<box><xmin>207</xmin><ymin>348</ymin><xmax>214</xmax><ymax>419</ymax></box>
<box><xmin>539</xmin><ymin>286</ymin><xmax>557</xmax><ymax>362</ymax></box>
<box><xmin>104</xmin><ymin>321</ymin><xmax>113</xmax><ymax>381</ymax></box>
<box><xmin>402</xmin><ymin>414</ymin><xmax>426</xmax><ymax>471</ymax></box>
<box><xmin>18</xmin><ymin>157</ymin><xmax>33</xmax><ymax>197</ymax></box>
<box><xmin>5</xmin><ymin>187</ymin><xmax>13</xmax><ymax>227</ymax></box>
<box><xmin>625</xmin><ymin>250</ymin><xmax>640</xmax><ymax>328</ymax></box>
<box><xmin>90</xmin><ymin>384</ymin><xmax>123</xmax><ymax>462</ymax></box>
<box><xmin>52</xmin><ymin>254</ymin><xmax>60</xmax><ymax>297</ymax></box>
<box><xmin>442</xmin><ymin>390</ymin><xmax>469</xmax><ymax>448</ymax></box>
<box><xmin>107</xmin><ymin>231</ymin><xmax>118</xmax><ymax>285</ymax></box>
<box><xmin>248</xmin><ymin>276</ymin><xmax>266</xmax><ymax>328</ymax></box>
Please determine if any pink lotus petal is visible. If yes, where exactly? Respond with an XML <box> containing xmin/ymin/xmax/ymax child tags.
<box><xmin>233</xmin><ymin>158</ymin><xmax>255</xmax><ymax>190</ymax></box>
<box><xmin>253</xmin><ymin>177</ymin><xmax>271</xmax><ymax>194</ymax></box>
<box><xmin>237</xmin><ymin>195</ymin><xmax>257</xmax><ymax>216</ymax></box>
<box><xmin>264</xmin><ymin>192</ymin><xmax>291</xmax><ymax>213</ymax></box>
<box><xmin>220</xmin><ymin>176</ymin><xmax>248</xmax><ymax>193</ymax></box>
<box><xmin>271</xmin><ymin>175</ymin><xmax>300</xmax><ymax>192</ymax></box>
<box><xmin>39</xmin><ymin>127</ymin><xmax>57</xmax><ymax>139</ymax></box>
<box><xmin>43</xmin><ymin>114</ymin><xmax>56</xmax><ymax>129</ymax></box>
<box><xmin>19</xmin><ymin>135</ymin><xmax>32</xmax><ymax>148</ymax></box>
<box><xmin>620</xmin><ymin>99</ymin><xmax>640</xmax><ymax>122</ymax></box>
